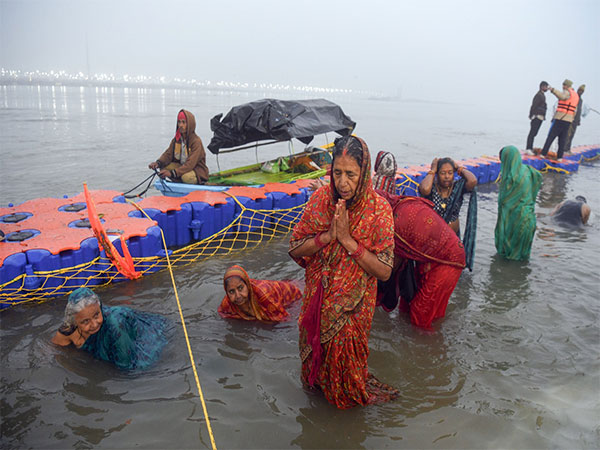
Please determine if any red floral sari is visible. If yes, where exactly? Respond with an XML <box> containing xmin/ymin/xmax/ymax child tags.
<box><xmin>290</xmin><ymin>138</ymin><xmax>398</xmax><ymax>409</ymax></box>
<box><xmin>377</xmin><ymin>192</ymin><xmax>466</xmax><ymax>328</ymax></box>
<box><xmin>218</xmin><ymin>265</ymin><xmax>301</xmax><ymax>323</ymax></box>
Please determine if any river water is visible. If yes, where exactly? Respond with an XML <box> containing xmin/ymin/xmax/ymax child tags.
<box><xmin>1</xmin><ymin>85</ymin><xmax>599</xmax><ymax>449</ymax></box>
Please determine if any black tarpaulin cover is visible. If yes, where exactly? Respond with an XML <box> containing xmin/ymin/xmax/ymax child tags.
<box><xmin>207</xmin><ymin>98</ymin><xmax>356</xmax><ymax>154</ymax></box>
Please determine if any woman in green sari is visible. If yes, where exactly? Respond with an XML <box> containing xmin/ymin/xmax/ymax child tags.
<box><xmin>495</xmin><ymin>145</ymin><xmax>542</xmax><ymax>261</ymax></box>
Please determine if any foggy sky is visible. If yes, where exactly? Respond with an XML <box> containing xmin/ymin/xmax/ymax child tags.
<box><xmin>1</xmin><ymin>0</ymin><xmax>599</xmax><ymax>107</ymax></box>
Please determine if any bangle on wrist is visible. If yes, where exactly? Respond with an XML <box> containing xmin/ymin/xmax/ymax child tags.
<box><xmin>171</xmin><ymin>170</ymin><xmax>177</xmax><ymax>178</ymax></box>
<box><xmin>348</xmin><ymin>242</ymin><xmax>365</xmax><ymax>260</ymax></box>
<box><xmin>457</xmin><ymin>166</ymin><xmax>464</xmax><ymax>176</ymax></box>
<box><xmin>314</xmin><ymin>232</ymin><xmax>327</xmax><ymax>249</ymax></box>
<box><xmin>427</xmin><ymin>170</ymin><xmax>435</xmax><ymax>175</ymax></box>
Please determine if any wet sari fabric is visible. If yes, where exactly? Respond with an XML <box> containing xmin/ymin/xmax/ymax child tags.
<box><xmin>372</xmin><ymin>151</ymin><xmax>397</xmax><ymax>195</ymax></box>
<box><xmin>290</xmin><ymin>138</ymin><xmax>397</xmax><ymax>409</ymax></box>
<box><xmin>426</xmin><ymin>179</ymin><xmax>465</xmax><ymax>224</ymax></box>
<box><xmin>81</xmin><ymin>305</ymin><xmax>170</xmax><ymax>370</ymax></box>
<box><xmin>425</xmin><ymin>178</ymin><xmax>477</xmax><ymax>271</ymax></box>
<box><xmin>495</xmin><ymin>145</ymin><xmax>542</xmax><ymax>261</ymax></box>
<box><xmin>218</xmin><ymin>265</ymin><xmax>301</xmax><ymax>322</ymax></box>
<box><xmin>378</xmin><ymin>192</ymin><xmax>466</xmax><ymax>328</ymax></box>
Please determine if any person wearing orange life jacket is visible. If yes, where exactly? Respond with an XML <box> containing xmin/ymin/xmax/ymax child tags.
<box><xmin>541</xmin><ymin>79</ymin><xmax>580</xmax><ymax>160</ymax></box>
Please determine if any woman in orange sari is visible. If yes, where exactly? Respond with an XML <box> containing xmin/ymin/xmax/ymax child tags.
<box><xmin>218</xmin><ymin>265</ymin><xmax>301</xmax><ymax>323</ymax></box>
<box><xmin>289</xmin><ymin>136</ymin><xmax>399</xmax><ymax>409</ymax></box>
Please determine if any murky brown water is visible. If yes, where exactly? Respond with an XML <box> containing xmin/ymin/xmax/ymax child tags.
<box><xmin>1</xmin><ymin>86</ymin><xmax>599</xmax><ymax>449</ymax></box>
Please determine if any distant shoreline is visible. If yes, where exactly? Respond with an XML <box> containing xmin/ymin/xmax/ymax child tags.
<box><xmin>368</xmin><ymin>95</ymin><xmax>457</xmax><ymax>106</ymax></box>
<box><xmin>0</xmin><ymin>69</ymin><xmax>376</xmax><ymax>97</ymax></box>
<box><xmin>2</xmin><ymin>79</ymin><xmax>462</xmax><ymax>105</ymax></box>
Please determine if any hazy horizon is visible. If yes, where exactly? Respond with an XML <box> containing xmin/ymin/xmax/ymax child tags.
<box><xmin>1</xmin><ymin>0</ymin><xmax>599</xmax><ymax>109</ymax></box>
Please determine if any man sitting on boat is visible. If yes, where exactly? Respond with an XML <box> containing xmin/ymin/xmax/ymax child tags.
<box><xmin>148</xmin><ymin>109</ymin><xmax>209</xmax><ymax>184</ymax></box>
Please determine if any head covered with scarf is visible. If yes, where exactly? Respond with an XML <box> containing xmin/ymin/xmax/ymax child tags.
<box><xmin>290</xmin><ymin>135</ymin><xmax>394</xmax><ymax>387</ymax></box>
<box><xmin>329</xmin><ymin>136</ymin><xmax>371</xmax><ymax>208</ymax></box>
<box><xmin>221</xmin><ymin>265</ymin><xmax>262</xmax><ymax>319</ymax></box>
<box><xmin>291</xmin><ymin>135</ymin><xmax>390</xmax><ymax>258</ymax></box>
<box><xmin>372</xmin><ymin>151</ymin><xmax>397</xmax><ymax>195</ymax></box>
<box><xmin>495</xmin><ymin>145</ymin><xmax>542</xmax><ymax>260</ymax></box>
<box><xmin>219</xmin><ymin>265</ymin><xmax>300</xmax><ymax>322</ymax></box>
<box><xmin>497</xmin><ymin>145</ymin><xmax>542</xmax><ymax>202</ymax></box>
<box><xmin>223</xmin><ymin>265</ymin><xmax>247</xmax><ymax>287</ymax></box>
<box><xmin>174</xmin><ymin>110</ymin><xmax>187</xmax><ymax>142</ymax></box>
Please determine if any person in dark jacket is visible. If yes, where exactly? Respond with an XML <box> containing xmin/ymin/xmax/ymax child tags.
<box><xmin>148</xmin><ymin>109</ymin><xmax>209</xmax><ymax>184</ymax></box>
<box><xmin>551</xmin><ymin>195</ymin><xmax>591</xmax><ymax>227</ymax></box>
<box><xmin>565</xmin><ymin>84</ymin><xmax>586</xmax><ymax>152</ymax></box>
<box><xmin>526</xmin><ymin>81</ymin><xmax>549</xmax><ymax>152</ymax></box>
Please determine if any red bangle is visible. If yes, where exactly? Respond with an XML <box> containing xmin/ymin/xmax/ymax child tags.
<box><xmin>348</xmin><ymin>242</ymin><xmax>365</xmax><ymax>260</ymax></box>
<box><xmin>314</xmin><ymin>232</ymin><xmax>327</xmax><ymax>249</ymax></box>
<box><xmin>457</xmin><ymin>166</ymin><xmax>464</xmax><ymax>176</ymax></box>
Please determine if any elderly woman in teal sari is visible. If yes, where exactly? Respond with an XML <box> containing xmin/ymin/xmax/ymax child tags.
<box><xmin>52</xmin><ymin>288</ymin><xmax>171</xmax><ymax>370</ymax></box>
<box><xmin>495</xmin><ymin>145</ymin><xmax>542</xmax><ymax>261</ymax></box>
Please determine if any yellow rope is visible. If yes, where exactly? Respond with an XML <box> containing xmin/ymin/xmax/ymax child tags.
<box><xmin>1</xmin><ymin>199</ymin><xmax>305</xmax><ymax>304</ymax></box>
<box><xmin>539</xmin><ymin>162</ymin><xmax>571</xmax><ymax>174</ymax></box>
<box><xmin>128</xmin><ymin>200</ymin><xmax>218</xmax><ymax>450</ymax></box>
<box><xmin>395</xmin><ymin>173</ymin><xmax>419</xmax><ymax>194</ymax></box>
<box><xmin>4</xmin><ymin>151</ymin><xmax>597</xmax><ymax>303</ymax></box>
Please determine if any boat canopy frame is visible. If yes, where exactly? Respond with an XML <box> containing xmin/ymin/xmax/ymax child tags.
<box><xmin>214</xmin><ymin>137</ymin><xmax>327</xmax><ymax>173</ymax></box>
<box><xmin>207</xmin><ymin>98</ymin><xmax>356</xmax><ymax>156</ymax></box>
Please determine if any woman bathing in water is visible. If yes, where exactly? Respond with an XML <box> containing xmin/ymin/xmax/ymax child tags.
<box><xmin>52</xmin><ymin>288</ymin><xmax>171</xmax><ymax>370</ymax></box>
<box><xmin>218</xmin><ymin>265</ymin><xmax>302</xmax><ymax>323</ymax></box>
<box><xmin>418</xmin><ymin>157</ymin><xmax>477</xmax><ymax>234</ymax></box>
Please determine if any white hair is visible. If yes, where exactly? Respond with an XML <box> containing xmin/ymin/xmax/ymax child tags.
<box><xmin>61</xmin><ymin>290</ymin><xmax>100</xmax><ymax>329</ymax></box>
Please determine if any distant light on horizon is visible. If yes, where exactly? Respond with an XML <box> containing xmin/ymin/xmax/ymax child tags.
<box><xmin>0</xmin><ymin>67</ymin><xmax>383</xmax><ymax>97</ymax></box>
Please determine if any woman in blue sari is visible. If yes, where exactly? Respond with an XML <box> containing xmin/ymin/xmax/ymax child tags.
<box><xmin>52</xmin><ymin>288</ymin><xmax>170</xmax><ymax>370</ymax></box>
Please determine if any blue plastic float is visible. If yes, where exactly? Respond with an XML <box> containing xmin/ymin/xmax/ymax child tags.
<box><xmin>1</xmin><ymin>145</ymin><xmax>598</xmax><ymax>308</ymax></box>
